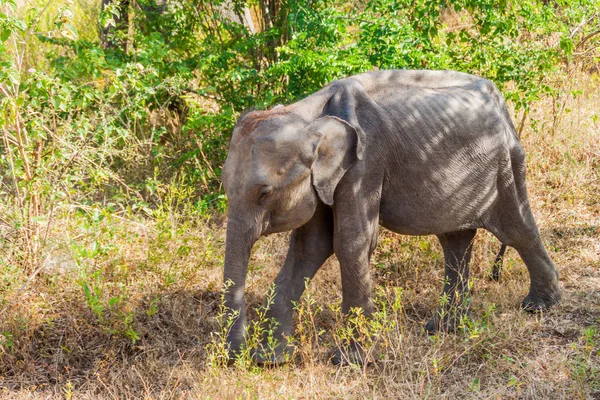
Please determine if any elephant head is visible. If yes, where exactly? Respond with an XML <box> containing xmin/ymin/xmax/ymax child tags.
<box><xmin>220</xmin><ymin>104</ymin><xmax>361</xmax><ymax>355</ymax></box>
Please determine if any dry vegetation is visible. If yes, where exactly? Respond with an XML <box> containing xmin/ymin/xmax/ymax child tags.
<box><xmin>1</xmin><ymin>70</ymin><xmax>599</xmax><ymax>399</ymax></box>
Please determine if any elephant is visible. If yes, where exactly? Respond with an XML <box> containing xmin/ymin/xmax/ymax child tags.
<box><xmin>220</xmin><ymin>69</ymin><xmax>561</xmax><ymax>365</ymax></box>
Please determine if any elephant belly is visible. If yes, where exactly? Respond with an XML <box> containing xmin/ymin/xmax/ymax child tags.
<box><xmin>378</xmin><ymin>168</ymin><xmax>500</xmax><ymax>236</ymax></box>
<box><xmin>379</xmin><ymin>202</ymin><xmax>481</xmax><ymax>235</ymax></box>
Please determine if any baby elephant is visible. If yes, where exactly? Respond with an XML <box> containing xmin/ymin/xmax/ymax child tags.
<box><xmin>220</xmin><ymin>70</ymin><xmax>561</xmax><ymax>365</ymax></box>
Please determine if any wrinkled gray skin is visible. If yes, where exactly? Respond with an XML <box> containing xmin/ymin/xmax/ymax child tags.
<box><xmin>221</xmin><ymin>70</ymin><xmax>561</xmax><ymax>365</ymax></box>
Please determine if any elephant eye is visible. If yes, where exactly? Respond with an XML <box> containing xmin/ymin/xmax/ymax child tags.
<box><xmin>258</xmin><ymin>185</ymin><xmax>273</xmax><ymax>204</ymax></box>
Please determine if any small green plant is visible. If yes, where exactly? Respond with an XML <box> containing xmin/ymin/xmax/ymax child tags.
<box><xmin>207</xmin><ymin>282</ymin><xmax>285</xmax><ymax>369</ymax></box>
<box><xmin>80</xmin><ymin>279</ymin><xmax>105</xmax><ymax>321</ymax></box>
<box><xmin>236</xmin><ymin>284</ymin><xmax>281</xmax><ymax>369</ymax></box>
<box><xmin>470</xmin><ymin>377</ymin><xmax>480</xmax><ymax>392</ymax></box>
<box><xmin>62</xmin><ymin>380</ymin><xmax>73</xmax><ymax>400</ymax></box>
<box><xmin>292</xmin><ymin>279</ymin><xmax>325</xmax><ymax>365</ymax></box>
<box><xmin>570</xmin><ymin>326</ymin><xmax>600</xmax><ymax>395</ymax></box>
<box><xmin>327</xmin><ymin>286</ymin><xmax>407</xmax><ymax>369</ymax></box>
<box><xmin>0</xmin><ymin>331</ymin><xmax>14</xmax><ymax>353</ymax></box>
<box><xmin>207</xmin><ymin>280</ymin><xmax>239</xmax><ymax>368</ymax></box>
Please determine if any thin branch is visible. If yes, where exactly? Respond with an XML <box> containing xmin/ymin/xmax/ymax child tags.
<box><xmin>517</xmin><ymin>109</ymin><xmax>528</xmax><ymax>139</ymax></box>
<box><xmin>569</xmin><ymin>13</ymin><xmax>599</xmax><ymax>39</ymax></box>
<box><xmin>574</xmin><ymin>29</ymin><xmax>600</xmax><ymax>51</ymax></box>
<box><xmin>2</xmin><ymin>127</ymin><xmax>24</xmax><ymax>215</ymax></box>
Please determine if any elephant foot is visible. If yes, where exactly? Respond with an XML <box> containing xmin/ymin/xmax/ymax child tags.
<box><xmin>226</xmin><ymin>339</ymin><xmax>245</xmax><ymax>366</ymax></box>
<box><xmin>521</xmin><ymin>288</ymin><xmax>561</xmax><ymax>312</ymax></box>
<box><xmin>225</xmin><ymin>316</ymin><xmax>247</xmax><ymax>365</ymax></box>
<box><xmin>226</xmin><ymin>343</ymin><xmax>293</xmax><ymax>366</ymax></box>
<box><xmin>424</xmin><ymin>308</ymin><xmax>470</xmax><ymax>335</ymax></box>
<box><xmin>252</xmin><ymin>343</ymin><xmax>293</xmax><ymax>366</ymax></box>
<box><xmin>330</xmin><ymin>341</ymin><xmax>369</xmax><ymax>366</ymax></box>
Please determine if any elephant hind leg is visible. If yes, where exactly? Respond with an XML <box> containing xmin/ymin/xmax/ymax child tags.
<box><xmin>493</xmin><ymin>219</ymin><xmax>561</xmax><ymax>311</ymax></box>
<box><xmin>486</xmin><ymin>148</ymin><xmax>560</xmax><ymax>311</ymax></box>
<box><xmin>514</xmin><ymin>238</ymin><xmax>561</xmax><ymax>311</ymax></box>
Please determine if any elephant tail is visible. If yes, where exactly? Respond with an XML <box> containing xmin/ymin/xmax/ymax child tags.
<box><xmin>491</xmin><ymin>244</ymin><xmax>507</xmax><ymax>281</ymax></box>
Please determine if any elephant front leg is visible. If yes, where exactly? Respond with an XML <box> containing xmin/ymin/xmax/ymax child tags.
<box><xmin>254</xmin><ymin>204</ymin><xmax>334</xmax><ymax>365</ymax></box>
<box><xmin>426</xmin><ymin>229</ymin><xmax>477</xmax><ymax>334</ymax></box>
<box><xmin>330</xmin><ymin>207</ymin><xmax>379</xmax><ymax>366</ymax></box>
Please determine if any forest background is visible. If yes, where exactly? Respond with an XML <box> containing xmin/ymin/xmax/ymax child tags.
<box><xmin>1</xmin><ymin>0</ymin><xmax>599</xmax><ymax>398</ymax></box>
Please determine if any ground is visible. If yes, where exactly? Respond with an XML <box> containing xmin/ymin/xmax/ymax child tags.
<box><xmin>0</xmin><ymin>72</ymin><xmax>599</xmax><ymax>399</ymax></box>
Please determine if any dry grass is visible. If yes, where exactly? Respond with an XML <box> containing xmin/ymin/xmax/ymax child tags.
<box><xmin>1</xmin><ymin>71</ymin><xmax>599</xmax><ymax>399</ymax></box>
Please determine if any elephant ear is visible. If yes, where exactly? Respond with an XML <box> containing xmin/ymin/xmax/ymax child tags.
<box><xmin>324</xmin><ymin>80</ymin><xmax>370</xmax><ymax>161</ymax></box>
<box><xmin>307</xmin><ymin>116</ymin><xmax>359</xmax><ymax>206</ymax></box>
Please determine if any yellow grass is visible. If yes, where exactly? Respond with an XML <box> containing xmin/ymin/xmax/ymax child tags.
<box><xmin>1</xmin><ymin>70</ymin><xmax>599</xmax><ymax>399</ymax></box>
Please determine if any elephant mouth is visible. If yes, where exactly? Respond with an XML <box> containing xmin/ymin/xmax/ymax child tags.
<box><xmin>261</xmin><ymin>213</ymin><xmax>272</xmax><ymax>235</ymax></box>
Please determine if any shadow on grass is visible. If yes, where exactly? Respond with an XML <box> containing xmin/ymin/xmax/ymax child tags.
<box><xmin>0</xmin><ymin>288</ymin><xmax>265</xmax><ymax>394</ymax></box>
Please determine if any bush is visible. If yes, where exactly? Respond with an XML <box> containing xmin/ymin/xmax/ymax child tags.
<box><xmin>1</xmin><ymin>0</ymin><xmax>598</xmax><ymax>269</ymax></box>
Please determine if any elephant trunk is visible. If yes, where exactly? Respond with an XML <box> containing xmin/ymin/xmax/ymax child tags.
<box><xmin>222</xmin><ymin>215</ymin><xmax>259</xmax><ymax>355</ymax></box>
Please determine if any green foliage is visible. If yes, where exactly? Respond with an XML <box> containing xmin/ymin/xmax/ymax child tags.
<box><xmin>356</xmin><ymin>0</ymin><xmax>567</xmax><ymax>110</ymax></box>
<box><xmin>0</xmin><ymin>0</ymin><xmax>598</xmax><ymax>272</ymax></box>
